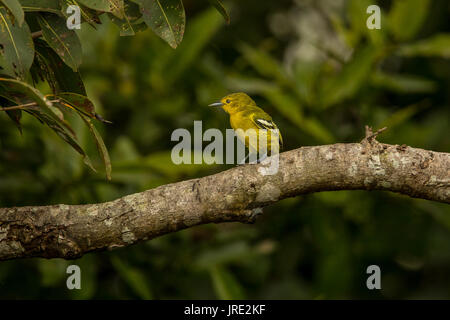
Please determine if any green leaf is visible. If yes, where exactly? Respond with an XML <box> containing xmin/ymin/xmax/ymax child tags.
<box><xmin>107</xmin><ymin>0</ymin><xmax>125</xmax><ymax>19</ymax></box>
<box><xmin>371</xmin><ymin>71</ymin><xmax>437</xmax><ymax>94</ymax></box>
<box><xmin>32</xmin><ymin>50</ymin><xmax>58</xmax><ymax>91</ymax></box>
<box><xmin>0</xmin><ymin>78</ymin><xmax>56</xmax><ymax>118</ymax></box>
<box><xmin>5</xmin><ymin>109</ymin><xmax>22</xmax><ymax>133</ymax></box>
<box><xmin>77</xmin><ymin>0</ymin><xmax>110</xmax><ymax>12</ymax></box>
<box><xmin>55</xmin><ymin>92</ymin><xmax>95</xmax><ymax>117</ymax></box>
<box><xmin>347</xmin><ymin>0</ymin><xmax>373</xmax><ymax>34</ymax></box>
<box><xmin>38</xmin><ymin>13</ymin><xmax>82</xmax><ymax>71</ymax></box>
<box><xmin>208</xmin><ymin>0</ymin><xmax>229</xmax><ymax>24</ymax></box>
<box><xmin>1</xmin><ymin>0</ymin><xmax>24</xmax><ymax>26</ymax></box>
<box><xmin>29</xmin><ymin>108</ymin><xmax>96</xmax><ymax>172</ymax></box>
<box><xmin>79</xmin><ymin>113</ymin><xmax>112</xmax><ymax>180</ymax></box>
<box><xmin>133</xmin><ymin>0</ymin><xmax>185</xmax><ymax>48</ymax></box>
<box><xmin>60</xmin><ymin>0</ymin><xmax>102</xmax><ymax>27</ymax></box>
<box><xmin>0</xmin><ymin>7</ymin><xmax>34</xmax><ymax>79</ymax></box>
<box><xmin>397</xmin><ymin>33</ymin><xmax>450</xmax><ymax>58</ymax></box>
<box><xmin>47</xmin><ymin>92</ymin><xmax>112</xmax><ymax>179</ymax></box>
<box><xmin>239</xmin><ymin>42</ymin><xmax>289</xmax><ymax>85</ymax></box>
<box><xmin>1</xmin><ymin>93</ymin><xmax>23</xmax><ymax>133</ymax></box>
<box><xmin>111</xmin><ymin>256</ymin><xmax>152</xmax><ymax>299</ymax></box>
<box><xmin>209</xmin><ymin>265</ymin><xmax>245</xmax><ymax>300</ymax></box>
<box><xmin>51</xmin><ymin>91</ymin><xmax>111</xmax><ymax>180</ymax></box>
<box><xmin>34</xmin><ymin>39</ymin><xmax>86</xmax><ymax>95</ymax></box>
<box><xmin>77</xmin><ymin>5</ymin><xmax>102</xmax><ymax>26</ymax></box>
<box><xmin>18</xmin><ymin>0</ymin><xmax>61</xmax><ymax>14</ymax></box>
<box><xmin>263</xmin><ymin>89</ymin><xmax>334</xmax><ymax>143</ymax></box>
<box><xmin>379</xmin><ymin>103</ymin><xmax>427</xmax><ymax>130</ymax></box>
<box><xmin>347</xmin><ymin>0</ymin><xmax>384</xmax><ymax>46</ymax></box>
<box><xmin>83</xmin><ymin>0</ymin><xmax>125</xmax><ymax>19</ymax></box>
<box><xmin>320</xmin><ymin>45</ymin><xmax>378</xmax><ymax>108</ymax></box>
<box><xmin>0</xmin><ymin>89</ymin><xmax>77</xmax><ymax>137</ymax></box>
<box><xmin>388</xmin><ymin>0</ymin><xmax>430</xmax><ymax>41</ymax></box>
<box><xmin>108</xmin><ymin>1</ymin><xmax>143</xmax><ymax>36</ymax></box>
<box><xmin>164</xmin><ymin>8</ymin><xmax>223</xmax><ymax>83</ymax></box>
<box><xmin>0</xmin><ymin>77</ymin><xmax>95</xmax><ymax>171</ymax></box>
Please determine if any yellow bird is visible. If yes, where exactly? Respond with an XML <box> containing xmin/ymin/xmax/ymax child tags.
<box><xmin>209</xmin><ymin>92</ymin><xmax>283</xmax><ymax>163</ymax></box>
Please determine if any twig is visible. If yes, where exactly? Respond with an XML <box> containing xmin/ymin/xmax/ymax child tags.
<box><xmin>0</xmin><ymin>102</ymin><xmax>39</xmax><ymax>111</ymax></box>
<box><xmin>31</xmin><ymin>31</ymin><xmax>43</xmax><ymax>39</ymax></box>
<box><xmin>0</xmin><ymin>99</ymin><xmax>61</xmax><ymax>112</ymax></box>
<box><xmin>1</xmin><ymin>99</ymin><xmax>112</xmax><ymax>125</ymax></box>
<box><xmin>363</xmin><ymin>125</ymin><xmax>388</xmax><ymax>143</ymax></box>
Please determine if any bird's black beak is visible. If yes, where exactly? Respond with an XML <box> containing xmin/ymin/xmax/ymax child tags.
<box><xmin>208</xmin><ymin>102</ymin><xmax>224</xmax><ymax>107</ymax></box>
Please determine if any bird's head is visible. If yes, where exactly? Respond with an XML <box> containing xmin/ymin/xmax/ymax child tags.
<box><xmin>209</xmin><ymin>92</ymin><xmax>256</xmax><ymax>114</ymax></box>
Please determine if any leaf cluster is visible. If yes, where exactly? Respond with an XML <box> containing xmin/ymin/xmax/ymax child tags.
<box><xmin>0</xmin><ymin>0</ymin><xmax>229</xmax><ymax>179</ymax></box>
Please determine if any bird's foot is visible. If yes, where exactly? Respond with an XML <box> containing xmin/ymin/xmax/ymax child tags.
<box><xmin>253</xmin><ymin>153</ymin><xmax>268</xmax><ymax>164</ymax></box>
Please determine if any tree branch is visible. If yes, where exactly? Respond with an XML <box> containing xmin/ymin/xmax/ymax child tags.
<box><xmin>0</xmin><ymin>100</ymin><xmax>60</xmax><ymax>112</ymax></box>
<box><xmin>1</xmin><ymin>135</ymin><xmax>449</xmax><ymax>261</ymax></box>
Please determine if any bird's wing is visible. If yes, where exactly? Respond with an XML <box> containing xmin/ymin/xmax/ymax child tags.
<box><xmin>250</xmin><ymin>114</ymin><xmax>283</xmax><ymax>150</ymax></box>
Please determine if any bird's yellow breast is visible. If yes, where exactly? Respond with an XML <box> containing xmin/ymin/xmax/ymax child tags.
<box><xmin>229</xmin><ymin>110</ymin><xmax>280</xmax><ymax>154</ymax></box>
<box><xmin>229</xmin><ymin>111</ymin><xmax>256</xmax><ymax>131</ymax></box>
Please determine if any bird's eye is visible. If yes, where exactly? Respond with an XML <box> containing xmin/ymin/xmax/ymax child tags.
<box><xmin>226</xmin><ymin>99</ymin><xmax>231</xmax><ymax>104</ymax></box>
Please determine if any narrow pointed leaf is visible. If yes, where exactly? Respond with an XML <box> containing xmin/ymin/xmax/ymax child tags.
<box><xmin>33</xmin><ymin>49</ymin><xmax>58</xmax><ymax>91</ymax></box>
<box><xmin>371</xmin><ymin>71</ymin><xmax>437</xmax><ymax>94</ymax></box>
<box><xmin>1</xmin><ymin>94</ymin><xmax>23</xmax><ymax>133</ymax></box>
<box><xmin>164</xmin><ymin>8</ymin><xmax>223</xmax><ymax>84</ymax></box>
<box><xmin>239</xmin><ymin>43</ymin><xmax>289</xmax><ymax>85</ymax></box>
<box><xmin>18</xmin><ymin>0</ymin><xmax>61</xmax><ymax>14</ymax></box>
<box><xmin>320</xmin><ymin>45</ymin><xmax>378</xmax><ymax>108</ymax></box>
<box><xmin>133</xmin><ymin>0</ymin><xmax>185</xmax><ymax>48</ymax></box>
<box><xmin>77</xmin><ymin>5</ymin><xmax>102</xmax><ymax>26</ymax></box>
<box><xmin>38</xmin><ymin>13</ymin><xmax>82</xmax><ymax>71</ymax></box>
<box><xmin>208</xmin><ymin>0</ymin><xmax>229</xmax><ymax>24</ymax></box>
<box><xmin>77</xmin><ymin>0</ymin><xmax>110</xmax><ymax>12</ymax></box>
<box><xmin>111</xmin><ymin>256</ymin><xmax>152</xmax><ymax>299</ymax></box>
<box><xmin>107</xmin><ymin>0</ymin><xmax>124</xmax><ymax>19</ymax></box>
<box><xmin>108</xmin><ymin>1</ymin><xmax>143</xmax><ymax>36</ymax></box>
<box><xmin>379</xmin><ymin>104</ymin><xmax>424</xmax><ymax>130</ymax></box>
<box><xmin>0</xmin><ymin>7</ymin><xmax>34</xmax><ymax>79</ymax></box>
<box><xmin>6</xmin><ymin>109</ymin><xmax>22</xmax><ymax>133</ymax></box>
<box><xmin>209</xmin><ymin>266</ymin><xmax>245</xmax><ymax>300</ymax></box>
<box><xmin>0</xmin><ymin>77</ymin><xmax>60</xmax><ymax>122</ymax></box>
<box><xmin>60</xmin><ymin>1</ymin><xmax>102</xmax><ymax>27</ymax></box>
<box><xmin>388</xmin><ymin>0</ymin><xmax>430</xmax><ymax>41</ymax></box>
<box><xmin>397</xmin><ymin>33</ymin><xmax>450</xmax><ymax>58</ymax></box>
<box><xmin>55</xmin><ymin>92</ymin><xmax>96</xmax><ymax>117</ymax></box>
<box><xmin>1</xmin><ymin>0</ymin><xmax>24</xmax><ymax>26</ymax></box>
<box><xmin>0</xmin><ymin>78</ymin><xmax>94</xmax><ymax>170</ymax></box>
<box><xmin>28</xmin><ymin>108</ymin><xmax>96</xmax><ymax>172</ymax></box>
<box><xmin>79</xmin><ymin>113</ymin><xmax>112</xmax><ymax>180</ymax></box>
<box><xmin>35</xmin><ymin>39</ymin><xmax>86</xmax><ymax>95</ymax></box>
<box><xmin>263</xmin><ymin>88</ymin><xmax>334</xmax><ymax>143</ymax></box>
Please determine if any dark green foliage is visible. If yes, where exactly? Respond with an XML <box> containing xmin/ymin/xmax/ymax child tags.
<box><xmin>0</xmin><ymin>0</ymin><xmax>230</xmax><ymax>178</ymax></box>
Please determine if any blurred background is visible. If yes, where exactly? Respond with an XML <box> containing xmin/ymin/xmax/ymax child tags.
<box><xmin>0</xmin><ymin>0</ymin><xmax>449</xmax><ymax>299</ymax></box>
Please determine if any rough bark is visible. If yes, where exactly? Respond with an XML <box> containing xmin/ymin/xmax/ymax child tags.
<box><xmin>0</xmin><ymin>133</ymin><xmax>449</xmax><ymax>261</ymax></box>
